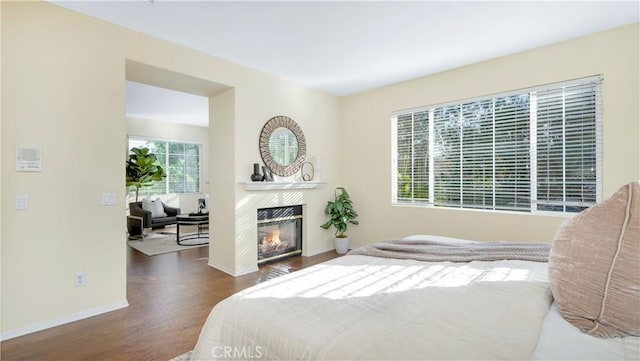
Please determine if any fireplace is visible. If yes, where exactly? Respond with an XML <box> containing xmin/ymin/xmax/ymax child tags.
<box><xmin>257</xmin><ymin>205</ymin><xmax>302</xmax><ymax>264</ymax></box>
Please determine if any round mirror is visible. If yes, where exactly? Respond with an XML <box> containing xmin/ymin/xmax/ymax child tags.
<box><xmin>269</xmin><ymin>127</ymin><xmax>298</xmax><ymax>166</ymax></box>
<box><xmin>259</xmin><ymin>116</ymin><xmax>306</xmax><ymax>177</ymax></box>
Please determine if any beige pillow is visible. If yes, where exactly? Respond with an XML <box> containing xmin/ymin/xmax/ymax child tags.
<box><xmin>549</xmin><ymin>181</ymin><xmax>640</xmax><ymax>337</ymax></box>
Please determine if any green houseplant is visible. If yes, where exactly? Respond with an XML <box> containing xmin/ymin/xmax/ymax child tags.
<box><xmin>320</xmin><ymin>187</ymin><xmax>359</xmax><ymax>254</ymax></box>
<box><xmin>125</xmin><ymin>147</ymin><xmax>167</xmax><ymax>201</ymax></box>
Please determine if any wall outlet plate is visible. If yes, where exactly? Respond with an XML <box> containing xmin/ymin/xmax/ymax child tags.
<box><xmin>15</xmin><ymin>195</ymin><xmax>28</xmax><ymax>210</ymax></box>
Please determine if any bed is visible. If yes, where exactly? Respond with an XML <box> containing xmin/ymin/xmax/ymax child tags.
<box><xmin>190</xmin><ymin>235</ymin><xmax>639</xmax><ymax>360</ymax></box>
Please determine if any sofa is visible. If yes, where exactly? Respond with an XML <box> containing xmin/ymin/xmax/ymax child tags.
<box><xmin>129</xmin><ymin>200</ymin><xmax>181</xmax><ymax>229</ymax></box>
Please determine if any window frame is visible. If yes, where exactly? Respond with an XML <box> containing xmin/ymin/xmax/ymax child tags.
<box><xmin>391</xmin><ymin>75</ymin><xmax>603</xmax><ymax>215</ymax></box>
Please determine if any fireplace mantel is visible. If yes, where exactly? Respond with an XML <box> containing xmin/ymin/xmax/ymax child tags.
<box><xmin>240</xmin><ymin>181</ymin><xmax>327</xmax><ymax>191</ymax></box>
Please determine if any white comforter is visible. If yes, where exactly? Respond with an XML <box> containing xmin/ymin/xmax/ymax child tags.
<box><xmin>191</xmin><ymin>254</ymin><xmax>551</xmax><ymax>360</ymax></box>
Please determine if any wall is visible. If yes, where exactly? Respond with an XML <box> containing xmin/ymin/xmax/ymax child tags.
<box><xmin>231</xmin><ymin>80</ymin><xmax>343</xmax><ymax>274</ymax></box>
<box><xmin>126</xmin><ymin>117</ymin><xmax>209</xmax><ymax>213</ymax></box>
<box><xmin>340</xmin><ymin>23</ymin><xmax>640</xmax><ymax>248</ymax></box>
<box><xmin>2</xmin><ymin>1</ymin><xmax>128</xmax><ymax>339</ymax></box>
<box><xmin>1</xmin><ymin>1</ymin><xmax>342</xmax><ymax>338</ymax></box>
<box><xmin>208</xmin><ymin>89</ymin><xmax>237</xmax><ymax>275</ymax></box>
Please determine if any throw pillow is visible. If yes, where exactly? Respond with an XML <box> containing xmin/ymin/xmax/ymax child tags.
<box><xmin>141</xmin><ymin>198</ymin><xmax>152</xmax><ymax>212</ymax></box>
<box><xmin>150</xmin><ymin>197</ymin><xmax>168</xmax><ymax>218</ymax></box>
<box><xmin>549</xmin><ymin>181</ymin><xmax>640</xmax><ymax>337</ymax></box>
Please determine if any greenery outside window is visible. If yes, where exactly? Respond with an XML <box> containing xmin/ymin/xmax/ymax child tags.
<box><xmin>392</xmin><ymin>76</ymin><xmax>602</xmax><ymax>214</ymax></box>
<box><xmin>128</xmin><ymin>137</ymin><xmax>201</xmax><ymax>197</ymax></box>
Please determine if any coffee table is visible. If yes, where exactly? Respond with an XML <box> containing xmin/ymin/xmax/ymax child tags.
<box><xmin>176</xmin><ymin>214</ymin><xmax>209</xmax><ymax>245</ymax></box>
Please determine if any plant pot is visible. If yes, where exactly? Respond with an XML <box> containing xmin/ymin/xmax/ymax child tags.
<box><xmin>334</xmin><ymin>236</ymin><xmax>349</xmax><ymax>255</ymax></box>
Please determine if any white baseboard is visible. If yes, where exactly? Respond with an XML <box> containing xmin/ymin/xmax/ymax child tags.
<box><xmin>304</xmin><ymin>246</ymin><xmax>335</xmax><ymax>257</ymax></box>
<box><xmin>0</xmin><ymin>300</ymin><xmax>129</xmax><ymax>341</ymax></box>
<box><xmin>207</xmin><ymin>248</ymin><xmax>336</xmax><ymax>277</ymax></box>
<box><xmin>208</xmin><ymin>261</ymin><xmax>258</xmax><ymax>277</ymax></box>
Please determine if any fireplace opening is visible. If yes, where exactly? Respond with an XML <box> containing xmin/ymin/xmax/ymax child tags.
<box><xmin>257</xmin><ymin>205</ymin><xmax>302</xmax><ymax>264</ymax></box>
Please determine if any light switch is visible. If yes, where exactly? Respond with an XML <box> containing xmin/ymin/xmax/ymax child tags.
<box><xmin>16</xmin><ymin>195</ymin><xmax>28</xmax><ymax>210</ymax></box>
<box><xmin>101</xmin><ymin>192</ymin><xmax>116</xmax><ymax>206</ymax></box>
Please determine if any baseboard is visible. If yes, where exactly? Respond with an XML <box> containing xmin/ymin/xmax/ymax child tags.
<box><xmin>207</xmin><ymin>261</ymin><xmax>258</xmax><ymax>277</ymax></box>
<box><xmin>0</xmin><ymin>300</ymin><xmax>129</xmax><ymax>341</ymax></box>
<box><xmin>303</xmin><ymin>246</ymin><xmax>335</xmax><ymax>257</ymax></box>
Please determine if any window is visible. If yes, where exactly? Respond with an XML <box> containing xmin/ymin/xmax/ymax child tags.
<box><xmin>392</xmin><ymin>76</ymin><xmax>602</xmax><ymax>214</ymax></box>
<box><xmin>128</xmin><ymin>137</ymin><xmax>201</xmax><ymax>197</ymax></box>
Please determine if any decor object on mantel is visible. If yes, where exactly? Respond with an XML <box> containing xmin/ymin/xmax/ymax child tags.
<box><xmin>301</xmin><ymin>161</ymin><xmax>314</xmax><ymax>181</ymax></box>
<box><xmin>262</xmin><ymin>165</ymin><xmax>274</xmax><ymax>181</ymax></box>
<box><xmin>126</xmin><ymin>147</ymin><xmax>167</xmax><ymax>201</ymax></box>
<box><xmin>259</xmin><ymin>115</ymin><xmax>307</xmax><ymax>177</ymax></box>
<box><xmin>320</xmin><ymin>187</ymin><xmax>359</xmax><ymax>254</ymax></box>
<box><xmin>250</xmin><ymin>163</ymin><xmax>263</xmax><ymax>181</ymax></box>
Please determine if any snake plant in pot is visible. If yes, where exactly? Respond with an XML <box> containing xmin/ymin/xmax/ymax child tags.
<box><xmin>320</xmin><ymin>187</ymin><xmax>359</xmax><ymax>254</ymax></box>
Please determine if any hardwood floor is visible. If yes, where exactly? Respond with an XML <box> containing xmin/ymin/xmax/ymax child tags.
<box><xmin>1</xmin><ymin>243</ymin><xmax>339</xmax><ymax>361</ymax></box>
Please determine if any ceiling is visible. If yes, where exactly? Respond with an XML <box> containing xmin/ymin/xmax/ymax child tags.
<box><xmin>126</xmin><ymin>81</ymin><xmax>210</xmax><ymax>127</ymax></box>
<box><xmin>51</xmin><ymin>1</ymin><xmax>639</xmax><ymax>126</ymax></box>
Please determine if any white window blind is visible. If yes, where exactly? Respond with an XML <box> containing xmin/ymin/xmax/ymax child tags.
<box><xmin>395</xmin><ymin>111</ymin><xmax>429</xmax><ymax>203</ymax></box>
<box><xmin>535</xmin><ymin>81</ymin><xmax>601</xmax><ymax>212</ymax></box>
<box><xmin>392</xmin><ymin>76</ymin><xmax>602</xmax><ymax>214</ymax></box>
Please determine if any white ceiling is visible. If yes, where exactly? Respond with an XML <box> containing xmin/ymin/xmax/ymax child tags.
<box><xmin>126</xmin><ymin>81</ymin><xmax>210</xmax><ymax>126</ymax></box>
<box><xmin>51</xmin><ymin>1</ymin><xmax>639</xmax><ymax>126</ymax></box>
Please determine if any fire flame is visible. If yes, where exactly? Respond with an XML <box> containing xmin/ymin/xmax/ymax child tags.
<box><xmin>265</xmin><ymin>229</ymin><xmax>281</xmax><ymax>246</ymax></box>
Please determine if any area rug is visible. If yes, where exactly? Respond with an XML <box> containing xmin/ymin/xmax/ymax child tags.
<box><xmin>128</xmin><ymin>233</ymin><xmax>207</xmax><ymax>256</ymax></box>
<box><xmin>168</xmin><ymin>350</ymin><xmax>192</xmax><ymax>361</ymax></box>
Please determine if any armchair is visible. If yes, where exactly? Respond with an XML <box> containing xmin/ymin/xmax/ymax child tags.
<box><xmin>129</xmin><ymin>201</ymin><xmax>181</xmax><ymax>229</ymax></box>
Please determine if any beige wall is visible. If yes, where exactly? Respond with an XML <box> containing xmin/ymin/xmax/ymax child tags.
<box><xmin>208</xmin><ymin>89</ymin><xmax>237</xmax><ymax>274</ymax></box>
<box><xmin>231</xmin><ymin>81</ymin><xmax>343</xmax><ymax>274</ymax></box>
<box><xmin>1</xmin><ymin>1</ymin><xmax>342</xmax><ymax>337</ymax></box>
<box><xmin>341</xmin><ymin>23</ymin><xmax>640</xmax><ymax>248</ymax></box>
<box><xmin>2</xmin><ymin>1</ymin><xmax>128</xmax><ymax>338</ymax></box>
<box><xmin>126</xmin><ymin>117</ymin><xmax>209</xmax><ymax>213</ymax></box>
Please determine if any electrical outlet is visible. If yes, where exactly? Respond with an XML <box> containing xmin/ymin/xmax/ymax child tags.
<box><xmin>75</xmin><ymin>273</ymin><xmax>86</xmax><ymax>287</ymax></box>
<box><xmin>16</xmin><ymin>195</ymin><xmax>28</xmax><ymax>210</ymax></box>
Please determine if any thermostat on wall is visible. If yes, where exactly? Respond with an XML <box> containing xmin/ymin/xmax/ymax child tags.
<box><xmin>16</xmin><ymin>147</ymin><xmax>42</xmax><ymax>172</ymax></box>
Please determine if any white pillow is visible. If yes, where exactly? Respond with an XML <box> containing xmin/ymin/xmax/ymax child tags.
<box><xmin>141</xmin><ymin>198</ymin><xmax>152</xmax><ymax>211</ymax></box>
<box><xmin>152</xmin><ymin>198</ymin><xmax>168</xmax><ymax>218</ymax></box>
<box><xmin>142</xmin><ymin>198</ymin><xmax>167</xmax><ymax>218</ymax></box>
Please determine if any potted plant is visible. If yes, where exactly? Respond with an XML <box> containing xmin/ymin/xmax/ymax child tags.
<box><xmin>125</xmin><ymin>147</ymin><xmax>167</xmax><ymax>201</ymax></box>
<box><xmin>320</xmin><ymin>187</ymin><xmax>359</xmax><ymax>254</ymax></box>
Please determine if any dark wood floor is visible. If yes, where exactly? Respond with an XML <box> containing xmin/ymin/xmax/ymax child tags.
<box><xmin>1</xmin><ymin>243</ymin><xmax>339</xmax><ymax>361</ymax></box>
